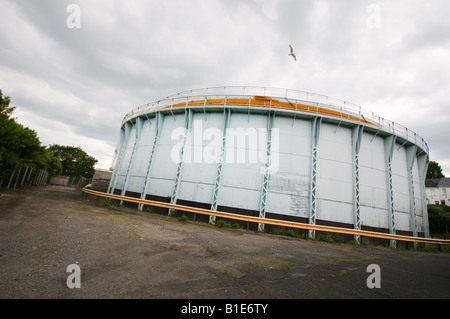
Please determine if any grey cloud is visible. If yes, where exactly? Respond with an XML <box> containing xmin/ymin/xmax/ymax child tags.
<box><xmin>1</xmin><ymin>0</ymin><xmax>449</xmax><ymax>172</ymax></box>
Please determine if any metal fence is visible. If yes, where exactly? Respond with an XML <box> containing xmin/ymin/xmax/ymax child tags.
<box><xmin>48</xmin><ymin>175</ymin><xmax>92</xmax><ymax>189</ymax></box>
<box><xmin>68</xmin><ymin>176</ymin><xmax>92</xmax><ymax>190</ymax></box>
<box><xmin>0</xmin><ymin>165</ymin><xmax>51</xmax><ymax>190</ymax></box>
<box><xmin>0</xmin><ymin>166</ymin><xmax>93</xmax><ymax>191</ymax></box>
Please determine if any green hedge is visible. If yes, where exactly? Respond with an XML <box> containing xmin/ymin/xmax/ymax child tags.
<box><xmin>428</xmin><ymin>204</ymin><xmax>450</xmax><ymax>236</ymax></box>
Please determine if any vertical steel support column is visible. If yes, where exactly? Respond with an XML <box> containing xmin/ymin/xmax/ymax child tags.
<box><xmin>170</xmin><ymin>109</ymin><xmax>192</xmax><ymax>211</ymax></box>
<box><xmin>417</xmin><ymin>153</ymin><xmax>430</xmax><ymax>238</ymax></box>
<box><xmin>352</xmin><ymin>125</ymin><xmax>364</xmax><ymax>244</ymax></box>
<box><xmin>308</xmin><ymin>117</ymin><xmax>322</xmax><ymax>239</ymax></box>
<box><xmin>406</xmin><ymin>145</ymin><xmax>418</xmax><ymax>240</ymax></box>
<box><xmin>108</xmin><ymin>123</ymin><xmax>131</xmax><ymax>194</ymax></box>
<box><xmin>120</xmin><ymin>117</ymin><xmax>144</xmax><ymax>205</ymax></box>
<box><xmin>139</xmin><ymin>113</ymin><xmax>163</xmax><ymax>211</ymax></box>
<box><xmin>384</xmin><ymin>135</ymin><xmax>397</xmax><ymax>248</ymax></box>
<box><xmin>210</xmin><ymin>109</ymin><xmax>229</xmax><ymax>224</ymax></box>
<box><xmin>258</xmin><ymin>111</ymin><xmax>274</xmax><ymax>232</ymax></box>
<box><xmin>108</xmin><ymin>129</ymin><xmax>123</xmax><ymax>193</ymax></box>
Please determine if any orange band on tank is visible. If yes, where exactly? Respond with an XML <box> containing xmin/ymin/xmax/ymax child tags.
<box><xmin>159</xmin><ymin>96</ymin><xmax>375</xmax><ymax>126</ymax></box>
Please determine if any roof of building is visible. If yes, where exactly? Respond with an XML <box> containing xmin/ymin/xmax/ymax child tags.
<box><xmin>438</xmin><ymin>177</ymin><xmax>450</xmax><ymax>188</ymax></box>
<box><xmin>426</xmin><ymin>177</ymin><xmax>450</xmax><ymax>188</ymax></box>
<box><xmin>425</xmin><ymin>179</ymin><xmax>441</xmax><ymax>187</ymax></box>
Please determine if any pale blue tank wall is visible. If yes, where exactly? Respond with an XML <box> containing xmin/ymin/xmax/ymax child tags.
<box><xmin>108</xmin><ymin>88</ymin><xmax>430</xmax><ymax>240</ymax></box>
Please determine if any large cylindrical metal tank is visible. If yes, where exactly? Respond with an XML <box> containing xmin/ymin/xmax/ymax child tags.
<box><xmin>108</xmin><ymin>86</ymin><xmax>430</xmax><ymax>242</ymax></box>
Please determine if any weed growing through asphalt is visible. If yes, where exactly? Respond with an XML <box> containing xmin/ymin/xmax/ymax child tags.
<box><xmin>214</xmin><ymin>219</ymin><xmax>243</xmax><ymax>229</ymax></box>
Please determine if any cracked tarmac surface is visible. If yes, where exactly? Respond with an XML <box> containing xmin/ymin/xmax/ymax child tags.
<box><xmin>0</xmin><ymin>185</ymin><xmax>449</xmax><ymax>299</ymax></box>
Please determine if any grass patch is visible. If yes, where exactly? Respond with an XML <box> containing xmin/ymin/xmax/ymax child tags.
<box><xmin>168</xmin><ymin>208</ymin><xmax>178</xmax><ymax>217</ymax></box>
<box><xmin>252</xmin><ymin>254</ymin><xmax>293</xmax><ymax>270</ymax></box>
<box><xmin>331</xmin><ymin>267</ymin><xmax>352</xmax><ymax>278</ymax></box>
<box><xmin>167</xmin><ymin>209</ymin><xmax>189</xmax><ymax>222</ymax></box>
<box><xmin>214</xmin><ymin>219</ymin><xmax>243</xmax><ymax>229</ymax></box>
<box><xmin>314</xmin><ymin>232</ymin><xmax>343</xmax><ymax>243</ymax></box>
<box><xmin>411</xmin><ymin>243</ymin><xmax>450</xmax><ymax>253</ymax></box>
<box><xmin>143</xmin><ymin>206</ymin><xmax>153</xmax><ymax>213</ymax></box>
<box><xmin>102</xmin><ymin>197</ymin><xmax>118</xmax><ymax>206</ymax></box>
<box><xmin>216</xmin><ymin>265</ymin><xmax>246</xmax><ymax>278</ymax></box>
<box><xmin>271</xmin><ymin>228</ymin><xmax>305</xmax><ymax>239</ymax></box>
<box><xmin>349</xmin><ymin>237</ymin><xmax>373</xmax><ymax>246</ymax></box>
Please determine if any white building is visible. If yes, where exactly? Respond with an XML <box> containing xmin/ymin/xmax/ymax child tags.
<box><xmin>426</xmin><ymin>178</ymin><xmax>450</xmax><ymax>205</ymax></box>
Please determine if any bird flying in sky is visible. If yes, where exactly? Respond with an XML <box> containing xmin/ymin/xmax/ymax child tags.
<box><xmin>289</xmin><ymin>45</ymin><xmax>297</xmax><ymax>61</ymax></box>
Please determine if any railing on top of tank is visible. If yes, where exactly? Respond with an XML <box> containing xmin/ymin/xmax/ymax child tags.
<box><xmin>121</xmin><ymin>86</ymin><xmax>429</xmax><ymax>154</ymax></box>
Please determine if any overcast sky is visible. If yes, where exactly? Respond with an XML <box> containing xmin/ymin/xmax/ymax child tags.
<box><xmin>0</xmin><ymin>0</ymin><xmax>449</xmax><ymax>175</ymax></box>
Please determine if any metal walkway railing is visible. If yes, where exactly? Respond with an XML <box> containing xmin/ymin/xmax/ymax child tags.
<box><xmin>82</xmin><ymin>188</ymin><xmax>450</xmax><ymax>247</ymax></box>
<box><xmin>121</xmin><ymin>86</ymin><xmax>429</xmax><ymax>155</ymax></box>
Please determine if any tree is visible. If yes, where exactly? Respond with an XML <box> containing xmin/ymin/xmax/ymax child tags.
<box><xmin>428</xmin><ymin>204</ymin><xmax>450</xmax><ymax>235</ymax></box>
<box><xmin>0</xmin><ymin>89</ymin><xmax>14</xmax><ymax>117</ymax></box>
<box><xmin>1</xmin><ymin>90</ymin><xmax>40</xmax><ymax>178</ymax></box>
<box><xmin>1</xmin><ymin>89</ymin><xmax>63</xmax><ymax>179</ymax></box>
<box><xmin>427</xmin><ymin>161</ymin><xmax>445</xmax><ymax>179</ymax></box>
<box><xmin>32</xmin><ymin>146</ymin><xmax>63</xmax><ymax>175</ymax></box>
<box><xmin>0</xmin><ymin>90</ymin><xmax>14</xmax><ymax>178</ymax></box>
<box><xmin>48</xmin><ymin>145</ymin><xmax>97</xmax><ymax>178</ymax></box>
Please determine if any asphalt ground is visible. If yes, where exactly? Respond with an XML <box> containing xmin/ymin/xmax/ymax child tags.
<box><xmin>0</xmin><ymin>185</ymin><xmax>449</xmax><ymax>309</ymax></box>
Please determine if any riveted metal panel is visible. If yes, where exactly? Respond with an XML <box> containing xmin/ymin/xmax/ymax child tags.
<box><xmin>274</xmin><ymin>117</ymin><xmax>312</xmax><ymax>157</ymax></box>
<box><xmin>178</xmin><ymin>112</ymin><xmax>225</xmax><ymax>204</ymax></box>
<box><xmin>318</xmin><ymin>200</ymin><xmax>354</xmax><ymax>225</ymax></box>
<box><xmin>361</xmin><ymin>206</ymin><xmax>389</xmax><ymax>229</ymax></box>
<box><xmin>316</xmin><ymin>123</ymin><xmax>353</xmax><ymax>224</ymax></box>
<box><xmin>359</xmin><ymin>133</ymin><xmax>386</xmax><ymax>171</ymax></box>
<box><xmin>218</xmin><ymin>112</ymin><xmax>267</xmax><ymax>211</ymax></box>
<box><xmin>412</xmin><ymin>158</ymin><xmax>423</xmax><ymax>232</ymax></box>
<box><xmin>359</xmin><ymin>169</ymin><xmax>388</xmax><ymax>207</ymax></box>
<box><xmin>266</xmin><ymin>117</ymin><xmax>312</xmax><ymax>217</ymax></box>
<box><xmin>412</xmin><ymin>159</ymin><xmax>421</xmax><ymax>214</ymax></box>
<box><xmin>218</xmin><ymin>185</ymin><xmax>262</xmax><ymax>211</ymax></box>
<box><xmin>417</xmin><ymin>154</ymin><xmax>429</xmax><ymax>236</ymax></box>
<box><xmin>317</xmin><ymin>123</ymin><xmax>353</xmax><ymax>163</ymax></box>
<box><xmin>392</xmin><ymin>144</ymin><xmax>411</xmax><ymax>231</ymax></box>
<box><xmin>359</xmin><ymin>133</ymin><xmax>388</xmax><ymax>214</ymax></box>
<box><xmin>317</xmin><ymin>162</ymin><xmax>353</xmax><ymax>202</ymax></box>
<box><xmin>179</xmin><ymin>182</ymin><xmax>215</xmax><ymax>204</ymax></box>
<box><xmin>146</xmin><ymin>113</ymin><xmax>185</xmax><ymax>197</ymax></box>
